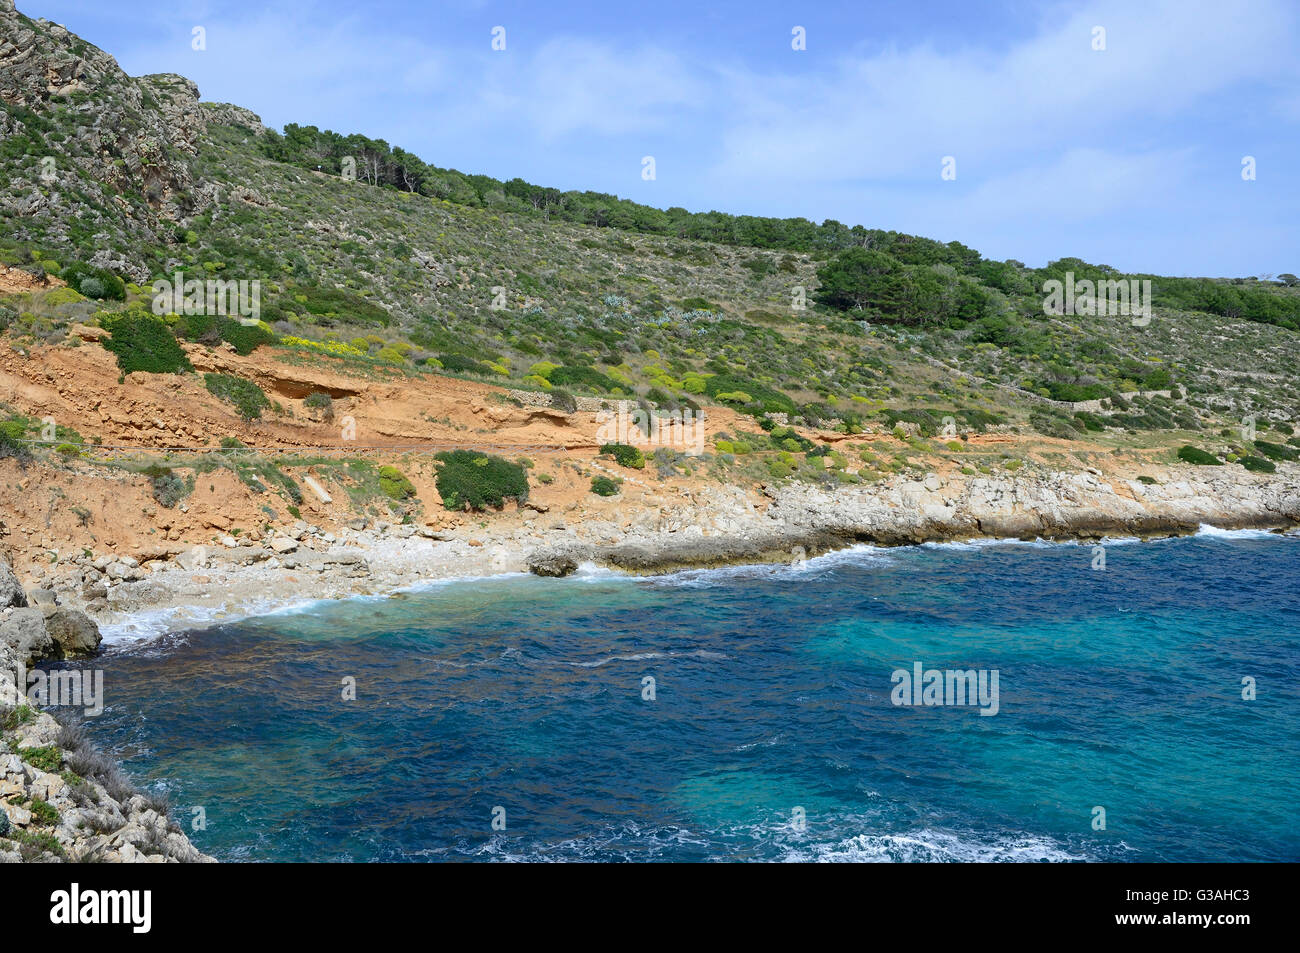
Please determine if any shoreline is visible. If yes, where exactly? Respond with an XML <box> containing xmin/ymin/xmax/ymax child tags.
<box><xmin>81</xmin><ymin>463</ymin><xmax>1300</xmax><ymax>645</ymax></box>
<box><xmin>5</xmin><ymin>463</ymin><xmax>1297</xmax><ymax>863</ymax></box>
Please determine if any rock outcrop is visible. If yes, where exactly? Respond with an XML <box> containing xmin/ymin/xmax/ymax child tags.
<box><xmin>0</xmin><ymin>559</ymin><xmax>211</xmax><ymax>863</ymax></box>
<box><xmin>0</xmin><ymin>0</ymin><xmax>264</xmax><ymax>276</ymax></box>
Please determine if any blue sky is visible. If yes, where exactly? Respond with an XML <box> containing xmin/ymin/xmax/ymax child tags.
<box><xmin>23</xmin><ymin>0</ymin><xmax>1300</xmax><ymax>277</ymax></box>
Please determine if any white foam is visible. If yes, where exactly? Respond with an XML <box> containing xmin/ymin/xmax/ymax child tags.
<box><xmin>1194</xmin><ymin>523</ymin><xmax>1282</xmax><ymax>539</ymax></box>
<box><xmin>779</xmin><ymin>827</ymin><xmax>1089</xmax><ymax>864</ymax></box>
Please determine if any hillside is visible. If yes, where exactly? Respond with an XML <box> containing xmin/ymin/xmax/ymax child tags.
<box><xmin>1</xmin><ymin>0</ymin><xmax>1299</xmax><ymax>599</ymax></box>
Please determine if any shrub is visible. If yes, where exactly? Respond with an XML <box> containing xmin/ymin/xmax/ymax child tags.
<box><xmin>76</xmin><ymin>276</ymin><xmax>105</xmax><ymax>299</ymax></box>
<box><xmin>1177</xmin><ymin>445</ymin><xmax>1222</xmax><ymax>466</ymax></box>
<box><xmin>59</xmin><ymin>262</ymin><xmax>125</xmax><ymax>300</ymax></box>
<box><xmin>1253</xmin><ymin>440</ymin><xmax>1298</xmax><ymax>461</ymax></box>
<box><xmin>101</xmin><ymin>313</ymin><xmax>193</xmax><ymax>375</ymax></box>
<box><xmin>142</xmin><ymin>464</ymin><xmax>190</xmax><ymax>507</ymax></box>
<box><xmin>303</xmin><ymin>391</ymin><xmax>334</xmax><ymax>420</ymax></box>
<box><xmin>436</xmin><ymin>353</ymin><xmax>486</xmax><ymax>374</ymax></box>
<box><xmin>549</xmin><ymin>389</ymin><xmax>577</xmax><ymax>413</ymax></box>
<box><xmin>28</xmin><ymin>798</ymin><xmax>59</xmax><ymax>827</ymax></box>
<box><xmin>204</xmin><ymin>373</ymin><xmax>270</xmax><ymax>421</ymax></box>
<box><xmin>549</xmin><ymin>365</ymin><xmax>619</xmax><ymax>393</ymax></box>
<box><xmin>0</xmin><ymin>419</ymin><xmax>32</xmax><ymax>465</ymax></box>
<box><xmin>599</xmin><ymin>442</ymin><xmax>646</xmax><ymax>469</ymax></box>
<box><xmin>590</xmin><ymin>475</ymin><xmax>621</xmax><ymax>496</ymax></box>
<box><xmin>378</xmin><ymin>465</ymin><xmax>416</xmax><ymax>500</ymax></box>
<box><xmin>434</xmin><ymin>450</ymin><xmax>529</xmax><ymax>510</ymax></box>
<box><xmin>1240</xmin><ymin>456</ymin><xmax>1276</xmax><ymax>473</ymax></box>
<box><xmin>703</xmin><ymin>374</ymin><xmax>795</xmax><ymax>414</ymax></box>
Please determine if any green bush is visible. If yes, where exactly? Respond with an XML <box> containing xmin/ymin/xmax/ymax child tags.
<box><xmin>549</xmin><ymin>365</ymin><xmax>620</xmax><ymax>393</ymax></box>
<box><xmin>28</xmin><ymin>798</ymin><xmax>59</xmax><ymax>827</ymax></box>
<box><xmin>549</xmin><ymin>388</ymin><xmax>577</xmax><ymax>413</ymax></box>
<box><xmin>434</xmin><ymin>450</ymin><xmax>529</xmax><ymax>510</ymax></box>
<box><xmin>177</xmin><ymin>314</ymin><xmax>276</xmax><ymax>355</ymax></box>
<box><xmin>304</xmin><ymin>391</ymin><xmax>334</xmax><ymax>419</ymax></box>
<box><xmin>59</xmin><ymin>262</ymin><xmax>125</xmax><ymax>300</ymax></box>
<box><xmin>378</xmin><ymin>465</ymin><xmax>416</xmax><ymax>500</ymax></box>
<box><xmin>703</xmin><ymin>374</ymin><xmax>795</xmax><ymax>415</ymax></box>
<box><xmin>1253</xmin><ymin>440</ymin><xmax>1298</xmax><ymax>461</ymax></box>
<box><xmin>590</xmin><ymin>475</ymin><xmax>621</xmax><ymax>496</ymax></box>
<box><xmin>142</xmin><ymin>464</ymin><xmax>190</xmax><ymax>507</ymax></box>
<box><xmin>204</xmin><ymin>372</ymin><xmax>270</xmax><ymax>421</ymax></box>
<box><xmin>436</xmin><ymin>353</ymin><xmax>487</xmax><ymax>374</ymax></box>
<box><xmin>76</xmin><ymin>276</ymin><xmax>105</xmax><ymax>299</ymax></box>
<box><xmin>0</xmin><ymin>419</ymin><xmax>32</xmax><ymax>465</ymax></box>
<box><xmin>1240</xmin><ymin>456</ymin><xmax>1276</xmax><ymax>473</ymax></box>
<box><xmin>599</xmin><ymin>442</ymin><xmax>646</xmax><ymax>469</ymax></box>
<box><xmin>101</xmin><ymin>313</ymin><xmax>193</xmax><ymax>375</ymax></box>
<box><xmin>22</xmin><ymin>745</ymin><xmax>62</xmax><ymax>773</ymax></box>
<box><xmin>1177</xmin><ymin>445</ymin><xmax>1222</xmax><ymax>466</ymax></box>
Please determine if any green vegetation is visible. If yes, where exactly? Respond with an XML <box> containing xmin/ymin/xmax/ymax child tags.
<box><xmin>433</xmin><ymin>450</ymin><xmax>529</xmax><ymax>510</ymax></box>
<box><xmin>0</xmin><ymin>705</ymin><xmax>36</xmax><ymax>731</ymax></box>
<box><xmin>1240</xmin><ymin>456</ymin><xmax>1276</xmax><ymax>473</ymax></box>
<box><xmin>176</xmin><ymin>313</ymin><xmax>276</xmax><ymax>354</ymax></box>
<box><xmin>27</xmin><ymin>798</ymin><xmax>59</xmax><ymax>827</ymax></box>
<box><xmin>60</xmin><ymin>261</ymin><xmax>126</xmax><ymax>300</ymax></box>
<box><xmin>599</xmin><ymin>442</ymin><xmax>646</xmax><ymax>469</ymax></box>
<box><xmin>303</xmin><ymin>391</ymin><xmax>334</xmax><ymax>419</ymax></box>
<box><xmin>590</xmin><ymin>475</ymin><xmax>621</xmax><ymax>496</ymax></box>
<box><xmin>1177</xmin><ymin>445</ymin><xmax>1222</xmax><ymax>466</ymax></box>
<box><xmin>1253</xmin><ymin>440</ymin><xmax>1299</xmax><ymax>461</ymax></box>
<box><xmin>141</xmin><ymin>463</ymin><xmax>192</xmax><ymax>507</ymax></box>
<box><xmin>204</xmin><ymin>372</ymin><xmax>270</xmax><ymax>420</ymax></box>
<box><xmin>100</xmin><ymin>312</ymin><xmax>193</xmax><ymax>375</ymax></box>
<box><xmin>0</xmin><ymin>418</ymin><xmax>32</xmax><ymax>464</ymax></box>
<box><xmin>377</xmin><ymin>465</ymin><xmax>416</xmax><ymax>500</ymax></box>
<box><xmin>21</xmin><ymin>745</ymin><xmax>62</xmax><ymax>773</ymax></box>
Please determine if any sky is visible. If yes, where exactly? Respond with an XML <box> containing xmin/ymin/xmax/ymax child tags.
<box><xmin>21</xmin><ymin>0</ymin><xmax>1300</xmax><ymax>277</ymax></box>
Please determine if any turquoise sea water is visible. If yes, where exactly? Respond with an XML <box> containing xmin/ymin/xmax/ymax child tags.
<box><xmin>73</xmin><ymin>531</ymin><xmax>1299</xmax><ymax>861</ymax></box>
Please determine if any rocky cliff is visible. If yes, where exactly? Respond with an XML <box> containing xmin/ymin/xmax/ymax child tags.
<box><xmin>0</xmin><ymin>0</ymin><xmax>263</xmax><ymax>281</ymax></box>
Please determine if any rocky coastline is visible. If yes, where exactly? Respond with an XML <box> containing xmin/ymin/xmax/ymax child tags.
<box><xmin>0</xmin><ymin>562</ymin><xmax>213</xmax><ymax>863</ymax></box>
<box><xmin>1</xmin><ymin>461</ymin><xmax>1296</xmax><ymax>864</ymax></box>
<box><xmin>24</xmin><ymin>461</ymin><xmax>1300</xmax><ymax>636</ymax></box>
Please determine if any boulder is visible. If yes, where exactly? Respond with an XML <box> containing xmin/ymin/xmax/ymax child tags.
<box><xmin>39</xmin><ymin>606</ymin><xmax>102</xmax><ymax>658</ymax></box>
<box><xmin>526</xmin><ymin>549</ymin><xmax>579</xmax><ymax>578</ymax></box>
<box><xmin>0</xmin><ymin>560</ymin><xmax>27</xmax><ymax>608</ymax></box>
<box><xmin>0</xmin><ymin>608</ymin><xmax>54</xmax><ymax>662</ymax></box>
<box><xmin>174</xmin><ymin>546</ymin><xmax>208</xmax><ymax>571</ymax></box>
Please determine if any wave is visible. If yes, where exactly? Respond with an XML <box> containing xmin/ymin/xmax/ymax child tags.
<box><xmin>1194</xmin><ymin>523</ymin><xmax>1285</xmax><ymax>539</ymax></box>
<box><xmin>559</xmin><ymin>648</ymin><xmax>728</xmax><ymax>669</ymax></box>
<box><xmin>778</xmin><ymin>827</ymin><xmax>1090</xmax><ymax>863</ymax></box>
<box><xmin>413</xmin><ymin>819</ymin><xmax>1090</xmax><ymax>863</ymax></box>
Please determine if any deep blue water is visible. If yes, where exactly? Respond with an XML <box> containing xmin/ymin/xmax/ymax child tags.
<box><xmin>71</xmin><ymin>531</ymin><xmax>1300</xmax><ymax>861</ymax></box>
